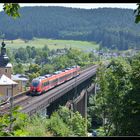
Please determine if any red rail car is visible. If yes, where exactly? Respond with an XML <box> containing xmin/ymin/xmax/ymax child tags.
<box><xmin>30</xmin><ymin>66</ymin><xmax>80</xmax><ymax>95</ymax></box>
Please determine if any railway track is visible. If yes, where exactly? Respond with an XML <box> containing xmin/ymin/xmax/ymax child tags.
<box><xmin>22</xmin><ymin>65</ymin><xmax>98</xmax><ymax>114</ymax></box>
<box><xmin>0</xmin><ymin>64</ymin><xmax>98</xmax><ymax>115</ymax></box>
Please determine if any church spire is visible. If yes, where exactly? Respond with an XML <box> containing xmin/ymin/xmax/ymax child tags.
<box><xmin>0</xmin><ymin>39</ymin><xmax>12</xmax><ymax>79</ymax></box>
<box><xmin>0</xmin><ymin>39</ymin><xmax>10</xmax><ymax>67</ymax></box>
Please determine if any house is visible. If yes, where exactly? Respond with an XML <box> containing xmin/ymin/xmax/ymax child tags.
<box><xmin>11</xmin><ymin>74</ymin><xmax>29</xmax><ymax>92</ymax></box>
<box><xmin>0</xmin><ymin>74</ymin><xmax>18</xmax><ymax>101</ymax></box>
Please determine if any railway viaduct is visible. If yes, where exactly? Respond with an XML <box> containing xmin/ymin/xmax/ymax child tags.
<box><xmin>0</xmin><ymin>41</ymin><xmax>103</xmax><ymax>118</ymax></box>
<box><xmin>22</xmin><ymin>65</ymin><xmax>98</xmax><ymax>118</ymax></box>
<box><xmin>0</xmin><ymin>64</ymin><xmax>99</xmax><ymax>118</ymax></box>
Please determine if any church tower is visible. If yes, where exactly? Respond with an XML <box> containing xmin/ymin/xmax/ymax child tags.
<box><xmin>0</xmin><ymin>40</ymin><xmax>12</xmax><ymax>79</ymax></box>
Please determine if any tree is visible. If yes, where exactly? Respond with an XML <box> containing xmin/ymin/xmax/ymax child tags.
<box><xmin>28</xmin><ymin>72</ymin><xmax>40</xmax><ymax>83</ymax></box>
<box><xmin>57</xmin><ymin>106</ymin><xmax>87</xmax><ymax>136</ymax></box>
<box><xmin>0</xmin><ymin>106</ymin><xmax>29</xmax><ymax>136</ymax></box>
<box><xmin>3</xmin><ymin>3</ymin><xmax>20</xmax><ymax>18</ymax></box>
<box><xmin>89</xmin><ymin>58</ymin><xmax>134</xmax><ymax>136</ymax></box>
<box><xmin>52</xmin><ymin>55</ymin><xmax>69</xmax><ymax>70</ymax></box>
<box><xmin>46</xmin><ymin>106</ymin><xmax>87</xmax><ymax>136</ymax></box>
<box><xmin>28</xmin><ymin>64</ymin><xmax>40</xmax><ymax>74</ymax></box>
<box><xmin>28</xmin><ymin>64</ymin><xmax>41</xmax><ymax>82</ymax></box>
<box><xmin>13</xmin><ymin>63</ymin><xmax>24</xmax><ymax>74</ymax></box>
<box><xmin>134</xmin><ymin>3</ymin><xmax>140</xmax><ymax>23</ymax></box>
<box><xmin>124</xmin><ymin>53</ymin><xmax>140</xmax><ymax>135</ymax></box>
<box><xmin>46</xmin><ymin>111</ymin><xmax>71</xmax><ymax>136</ymax></box>
<box><xmin>40</xmin><ymin>64</ymin><xmax>54</xmax><ymax>75</ymax></box>
<box><xmin>2</xmin><ymin>3</ymin><xmax>139</xmax><ymax>25</ymax></box>
<box><xmin>15</xmin><ymin>47</ymin><xmax>29</xmax><ymax>62</ymax></box>
<box><xmin>23</xmin><ymin>115</ymin><xmax>50</xmax><ymax>136</ymax></box>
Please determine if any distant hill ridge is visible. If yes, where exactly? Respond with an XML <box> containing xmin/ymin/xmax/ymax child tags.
<box><xmin>0</xmin><ymin>6</ymin><xmax>140</xmax><ymax>50</ymax></box>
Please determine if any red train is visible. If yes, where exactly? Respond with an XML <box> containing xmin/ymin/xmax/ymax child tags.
<box><xmin>30</xmin><ymin>66</ymin><xmax>80</xmax><ymax>95</ymax></box>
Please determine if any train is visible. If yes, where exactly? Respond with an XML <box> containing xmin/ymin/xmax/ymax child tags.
<box><xmin>30</xmin><ymin>65</ymin><xmax>80</xmax><ymax>95</ymax></box>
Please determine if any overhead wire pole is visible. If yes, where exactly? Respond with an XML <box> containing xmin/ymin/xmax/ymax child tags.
<box><xmin>73</xmin><ymin>65</ymin><xmax>78</xmax><ymax>112</ymax></box>
<box><xmin>9</xmin><ymin>84</ymin><xmax>14</xmax><ymax>132</ymax></box>
<box><xmin>85</xmin><ymin>89</ymin><xmax>88</xmax><ymax>136</ymax></box>
<box><xmin>75</xmin><ymin>65</ymin><xmax>77</xmax><ymax>97</ymax></box>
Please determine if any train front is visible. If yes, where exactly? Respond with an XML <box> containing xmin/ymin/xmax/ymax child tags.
<box><xmin>30</xmin><ymin>79</ymin><xmax>42</xmax><ymax>95</ymax></box>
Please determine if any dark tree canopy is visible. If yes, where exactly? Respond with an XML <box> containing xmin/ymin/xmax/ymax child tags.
<box><xmin>134</xmin><ymin>3</ymin><xmax>140</xmax><ymax>23</ymax></box>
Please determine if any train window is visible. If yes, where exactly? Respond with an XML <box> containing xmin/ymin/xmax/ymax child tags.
<box><xmin>50</xmin><ymin>79</ymin><xmax>58</xmax><ymax>84</ymax></box>
<box><xmin>32</xmin><ymin>80</ymin><xmax>40</xmax><ymax>87</ymax></box>
<box><xmin>60</xmin><ymin>75</ymin><xmax>65</xmax><ymax>80</ymax></box>
<box><xmin>73</xmin><ymin>72</ymin><xmax>77</xmax><ymax>75</ymax></box>
<box><xmin>67</xmin><ymin>73</ymin><xmax>71</xmax><ymax>77</ymax></box>
<box><xmin>59</xmin><ymin>76</ymin><xmax>63</xmax><ymax>81</ymax></box>
<box><xmin>43</xmin><ymin>82</ymin><xmax>46</xmax><ymax>87</ymax></box>
<box><xmin>44</xmin><ymin>81</ymin><xmax>49</xmax><ymax>86</ymax></box>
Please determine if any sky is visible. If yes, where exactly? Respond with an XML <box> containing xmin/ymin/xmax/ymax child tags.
<box><xmin>0</xmin><ymin>3</ymin><xmax>137</xmax><ymax>11</ymax></box>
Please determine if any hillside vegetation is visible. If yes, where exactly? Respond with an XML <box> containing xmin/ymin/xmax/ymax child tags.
<box><xmin>0</xmin><ymin>6</ymin><xmax>140</xmax><ymax>50</ymax></box>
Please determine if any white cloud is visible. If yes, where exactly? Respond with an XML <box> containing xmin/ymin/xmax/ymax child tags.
<box><xmin>20</xmin><ymin>3</ymin><xmax>137</xmax><ymax>9</ymax></box>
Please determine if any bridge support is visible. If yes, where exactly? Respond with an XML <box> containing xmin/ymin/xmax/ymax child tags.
<box><xmin>72</xmin><ymin>90</ymin><xmax>87</xmax><ymax>118</ymax></box>
<box><xmin>72</xmin><ymin>83</ymin><xmax>95</xmax><ymax>118</ymax></box>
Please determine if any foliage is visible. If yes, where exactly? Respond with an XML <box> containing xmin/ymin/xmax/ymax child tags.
<box><xmin>15</xmin><ymin>47</ymin><xmax>29</xmax><ymax>62</ymax></box>
<box><xmin>3</xmin><ymin>3</ymin><xmax>20</xmax><ymax>18</ymax></box>
<box><xmin>40</xmin><ymin>64</ymin><xmax>55</xmax><ymax>75</ymax></box>
<box><xmin>69</xmin><ymin>111</ymin><xmax>87</xmax><ymax>136</ymax></box>
<box><xmin>28</xmin><ymin>64</ymin><xmax>40</xmax><ymax>74</ymax></box>
<box><xmin>88</xmin><ymin>55</ymin><xmax>140</xmax><ymax>136</ymax></box>
<box><xmin>18</xmin><ymin>106</ymin><xmax>87</xmax><ymax>136</ymax></box>
<box><xmin>0</xmin><ymin>101</ymin><xmax>90</xmax><ymax>137</ymax></box>
<box><xmin>0</xmin><ymin>106</ymin><xmax>29</xmax><ymax>136</ymax></box>
<box><xmin>88</xmin><ymin>95</ymin><xmax>103</xmax><ymax>130</ymax></box>
<box><xmin>13</xmin><ymin>63</ymin><xmax>24</xmax><ymax>74</ymax></box>
<box><xmin>10</xmin><ymin>44</ymin><xmax>96</xmax><ymax>84</ymax></box>
<box><xmin>96</xmin><ymin>126</ymin><xmax>106</xmax><ymax>136</ymax></box>
<box><xmin>0</xmin><ymin>7</ymin><xmax>140</xmax><ymax>50</ymax></box>
<box><xmin>134</xmin><ymin>3</ymin><xmax>140</xmax><ymax>23</ymax></box>
<box><xmin>123</xmin><ymin>53</ymin><xmax>140</xmax><ymax>135</ymax></box>
<box><xmin>46</xmin><ymin>112</ymin><xmax>71</xmax><ymax>136</ymax></box>
<box><xmin>52</xmin><ymin>55</ymin><xmax>70</xmax><ymax>70</ymax></box>
<box><xmin>57</xmin><ymin>106</ymin><xmax>87</xmax><ymax>136</ymax></box>
<box><xmin>28</xmin><ymin>72</ymin><xmax>40</xmax><ymax>83</ymax></box>
<box><xmin>23</xmin><ymin>115</ymin><xmax>49</xmax><ymax>136</ymax></box>
<box><xmin>46</xmin><ymin>106</ymin><xmax>87</xmax><ymax>136</ymax></box>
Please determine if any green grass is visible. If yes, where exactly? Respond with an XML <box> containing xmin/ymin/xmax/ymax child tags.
<box><xmin>1</xmin><ymin>38</ymin><xmax>99</xmax><ymax>51</ymax></box>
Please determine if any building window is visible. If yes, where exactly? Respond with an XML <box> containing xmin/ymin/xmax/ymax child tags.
<box><xmin>7</xmin><ymin>88</ymin><xmax>8</xmax><ymax>97</ymax></box>
<box><xmin>5</xmin><ymin>69</ymin><xmax>7</xmax><ymax>73</ymax></box>
<box><xmin>7</xmin><ymin>88</ymin><xmax>11</xmax><ymax>97</ymax></box>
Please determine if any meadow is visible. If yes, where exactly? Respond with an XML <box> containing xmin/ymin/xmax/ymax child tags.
<box><xmin>1</xmin><ymin>38</ymin><xmax>99</xmax><ymax>51</ymax></box>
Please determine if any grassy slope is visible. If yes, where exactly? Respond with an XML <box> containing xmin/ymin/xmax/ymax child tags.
<box><xmin>2</xmin><ymin>38</ymin><xmax>99</xmax><ymax>51</ymax></box>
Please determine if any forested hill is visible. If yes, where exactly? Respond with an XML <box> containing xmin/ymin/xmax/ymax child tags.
<box><xmin>0</xmin><ymin>6</ymin><xmax>140</xmax><ymax>50</ymax></box>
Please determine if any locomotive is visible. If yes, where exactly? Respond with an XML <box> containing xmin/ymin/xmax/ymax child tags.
<box><xmin>30</xmin><ymin>66</ymin><xmax>80</xmax><ymax>95</ymax></box>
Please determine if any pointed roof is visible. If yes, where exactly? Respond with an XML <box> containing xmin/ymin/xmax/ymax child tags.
<box><xmin>0</xmin><ymin>74</ymin><xmax>17</xmax><ymax>85</ymax></box>
<box><xmin>0</xmin><ymin>41</ymin><xmax>10</xmax><ymax>67</ymax></box>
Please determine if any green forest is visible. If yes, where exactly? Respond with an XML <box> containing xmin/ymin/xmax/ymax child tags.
<box><xmin>0</xmin><ymin>6</ymin><xmax>140</xmax><ymax>50</ymax></box>
<box><xmin>88</xmin><ymin>53</ymin><xmax>140</xmax><ymax>136</ymax></box>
